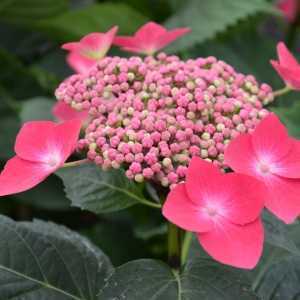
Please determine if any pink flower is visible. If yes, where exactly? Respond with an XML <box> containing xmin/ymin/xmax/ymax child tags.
<box><xmin>62</xmin><ymin>26</ymin><xmax>118</xmax><ymax>73</ymax></box>
<box><xmin>225</xmin><ymin>113</ymin><xmax>300</xmax><ymax>224</ymax></box>
<box><xmin>0</xmin><ymin>120</ymin><xmax>81</xmax><ymax>196</ymax></box>
<box><xmin>53</xmin><ymin>101</ymin><xmax>89</xmax><ymax>123</ymax></box>
<box><xmin>277</xmin><ymin>0</ymin><xmax>298</xmax><ymax>23</ymax></box>
<box><xmin>163</xmin><ymin>157</ymin><xmax>265</xmax><ymax>269</ymax></box>
<box><xmin>270</xmin><ymin>42</ymin><xmax>300</xmax><ymax>90</ymax></box>
<box><xmin>113</xmin><ymin>22</ymin><xmax>190</xmax><ymax>55</ymax></box>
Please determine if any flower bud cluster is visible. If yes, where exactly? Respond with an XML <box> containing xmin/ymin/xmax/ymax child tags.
<box><xmin>55</xmin><ymin>53</ymin><xmax>273</xmax><ymax>187</ymax></box>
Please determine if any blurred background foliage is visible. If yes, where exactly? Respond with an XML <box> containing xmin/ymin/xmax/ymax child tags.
<box><xmin>0</xmin><ymin>0</ymin><xmax>299</xmax><ymax>268</ymax></box>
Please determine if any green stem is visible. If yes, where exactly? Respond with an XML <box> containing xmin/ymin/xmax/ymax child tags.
<box><xmin>272</xmin><ymin>86</ymin><xmax>292</xmax><ymax>98</ymax></box>
<box><xmin>168</xmin><ymin>222</ymin><xmax>181</xmax><ymax>269</ymax></box>
<box><xmin>62</xmin><ymin>159</ymin><xmax>89</xmax><ymax>168</ymax></box>
<box><xmin>133</xmin><ymin>197</ymin><xmax>162</xmax><ymax>209</ymax></box>
<box><xmin>181</xmin><ymin>231</ymin><xmax>193</xmax><ymax>266</ymax></box>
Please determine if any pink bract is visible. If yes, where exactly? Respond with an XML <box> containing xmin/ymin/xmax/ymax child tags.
<box><xmin>53</xmin><ymin>101</ymin><xmax>89</xmax><ymax>123</ymax></box>
<box><xmin>277</xmin><ymin>0</ymin><xmax>298</xmax><ymax>22</ymax></box>
<box><xmin>113</xmin><ymin>22</ymin><xmax>190</xmax><ymax>55</ymax></box>
<box><xmin>270</xmin><ymin>42</ymin><xmax>300</xmax><ymax>90</ymax></box>
<box><xmin>0</xmin><ymin>120</ymin><xmax>81</xmax><ymax>196</ymax></box>
<box><xmin>66</xmin><ymin>52</ymin><xmax>97</xmax><ymax>74</ymax></box>
<box><xmin>225</xmin><ymin>113</ymin><xmax>300</xmax><ymax>224</ymax></box>
<box><xmin>62</xmin><ymin>26</ymin><xmax>118</xmax><ymax>73</ymax></box>
<box><xmin>162</xmin><ymin>157</ymin><xmax>265</xmax><ymax>269</ymax></box>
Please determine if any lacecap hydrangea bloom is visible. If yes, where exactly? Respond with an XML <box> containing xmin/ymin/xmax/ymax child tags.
<box><xmin>55</xmin><ymin>52</ymin><xmax>273</xmax><ymax>188</ymax></box>
<box><xmin>1</xmin><ymin>21</ymin><xmax>299</xmax><ymax>270</ymax></box>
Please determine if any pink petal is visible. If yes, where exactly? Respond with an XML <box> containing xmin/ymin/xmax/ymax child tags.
<box><xmin>135</xmin><ymin>22</ymin><xmax>167</xmax><ymax>40</ymax></box>
<box><xmin>15</xmin><ymin>121</ymin><xmax>57</xmax><ymax>162</ymax></box>
<box><xmin>162</xmin><ymin>184</ymin><xmax>214</xmax><ymax>232</ymax></box>
<box><xmin>135</xmin><ymin>23</ymin><xmax>167</xmax><ymax>54</ymax></box>
<box><xmin>186</xmin><ymin>157</ymin><xmax>221</xmax><ymax>205</ymax></box>
<box><xmin>114</xmin><ymin>35</ymin><xmax>157</xmax><ymax>55</ymax></box>
<box><xmin>224</xmin><ymin>133</ymin><xmax>257</xmax><ymax>176</ymax></box>
<box><xmin>271</xmin><ymin>60</ymin><xmax>300</xmax><ymax>89</ymax></box>
<box><xmin>62</xmin><ymin>26</ymin><xmax>118</xmax><ymax>73</ymax></box>
<box><xmin>52</xmin><ymin>101</ymin><xmax>89</xmax><ymax>123</ymax></box>
<box><xmin>273</xmin><ymin>140</ymin><xmax>300</xmax><ymax>178</ymax></box>
<box><xmin>264</xmin><ymin>174</ymin><xmax>300</xmax><ymax>224</ymax></box>
<box><xmin>62</xmin><ymin>42</ymin><xmax>79</xmax><ymax>51</ymax></box>
<box><xmin>52</xmin><ymin>119</ymin><xmax>82</xmax><ymax>163</ymax></box>
<box><xmin>252</xmin><ymin>113</ymin><xmax>292</xmax><ymax>161</ymax></box>
<box><xmin>225</xmin><ymin>130</ymin><xmax>300</xmax><ymax>224</ymax></box>
<box><xmin>79</xmin><ymin>26</ymin><xmax>118</xmax><ymax>59</ymax></box>
<box><xmin>198</xmin><ymin>218</ymin><xmax>264</xmax><ymax>269</ymax></box>
<box><xmin>218</xmin><ymin>173</ymin><xmax>265</xmax><ymax>225</ymax></box>
<box><xmin>113</xmin><ymin>37</ymin><xmax>138</xmax><ymax>50</ymax></box>
<box><xmin>0</xmin><ymin>156</ymin><xmax>54</xmax><ymax>196</ymax></box>
<box><xmin>113</xmin><ymin>22</ymin><xmax>190</xmax><ymax>54</ymax></box>
<box><xmin>156</xmin><ymin>28</ymin><xmax>191</xmax><ymax>49</ymax></box>
<box><xmin>15</xmin><ymin>120</ymin><xmax>81</xmax><ymax>165</ymax></box>
<box><xmin>185</xmin><ymin>157</ymin><xmax>264</xmax><ymax>225</ymax></box>
<box><xmin>277</xmin><ymin>42</ymin><xmax>299</xmax><ymax>68</ymax></box>
<box><xmin>66</xmin><ymin>52</ymin><xmax>96</xmax><ymax>74</ymax></box>
<box><xmin>278</xmin><ymin>0</ymin><xmax>298</xmax><ymax>22</ymax></box>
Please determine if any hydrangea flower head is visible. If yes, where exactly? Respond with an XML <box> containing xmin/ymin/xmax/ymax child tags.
<box><xmin>56</xmin><ymin>52</ymin><xmax>273</xmax><ymax>188</ymax></box>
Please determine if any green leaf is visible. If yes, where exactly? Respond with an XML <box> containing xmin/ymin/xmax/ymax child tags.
<box><xmin>0</xmin><ymin>214</ymin><xmax>113</xmax><ymax>299</ymax></box>
<box><xmin>99</xmin><ymin>259</ymin><xmax>177</xmax><ymax>299</ymax></box>
<box><xmin>248</xmin><ymin>222</ymin><xmax>300</xmax><ymax>299</ymax></box>
<box><xmin>99</xmin><ymin>258</ymin><xmax>258</xmax><ymax>299</ymax></box>
<box><xmin>36</xmin><ymin>3</ymin><xmax>148</xmax><ymax>41</ymax></box>
<box><xmin>165</xmin><ymin>0</ymin><xmax>277</xmax><ymax>52</ymax></box>
<box><xmin>251</xmin><ymin>245</ymin><xmax>300</xmax><ymax>299</ymax></box>
<box><xmin>263</xmin><ymin>211</ymin><xmax>300</xmax><ymax>255</ymax></box>
<box><xmin>181</xmin><ymin>258</ymin><xmax>258</xmax><ymax>299</ymax></box>
<box><xmin>56</xmin><ymin>163</ymin><xmax>147</xmax><ymax>213</ymax></box>
<box><xmin>0</xmin><ymin>0</ymin><xmax>69</xmax><ymax>24</ymax></box>
<box><xmin>20</xmin><ymin>97</ymin><xmax>54</xmax><ymax>122</ymax></box>
<box><xmin>185</xmin><ymin>221</ymin><xmax>300</xmax><ymax>299</ymax></box>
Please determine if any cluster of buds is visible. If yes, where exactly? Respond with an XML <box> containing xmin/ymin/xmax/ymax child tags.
<box><xmin>55</xmin><ymin>53</ymin><xmax>273</xmax><ymax>187</ymax></box>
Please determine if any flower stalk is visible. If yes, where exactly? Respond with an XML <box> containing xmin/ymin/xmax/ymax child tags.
<box><xmin>181</xmin><ymin>231</ymin><xmax>193</xmax><ymax>266</ymax></box>
<box><xmin>272</xmin><ymin>85</ymin><xmax>292</xmax><ymax>98</ymax></box>
<box><xmin>168</xmin><ymin>222</ymin><xmax>182</xmax><ymax>269</ymax></box>
<box><xmin>62</xmin><ymin>158</ymin><xmax>89</xmax><ymax>168</ymax></box>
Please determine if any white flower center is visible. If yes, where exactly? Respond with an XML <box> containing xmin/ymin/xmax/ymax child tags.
<box><xmin>258</xmin><ymin>162</ymin><xmax>270</xmax><ymax>174</ymax></box>
<box><xmin>47</xmin><ymin>157</ymin><xmax>60</xmax><ymax>167</ymax></box>
<box><xmin>203</xmin><ymin>206</ymin><xmax>218</xmax><ymax>217</ymax></box>
<box><xmin>41</xmin><ymin>150</ymin><xmax>62</xmax><ymax>169</ymax></box>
